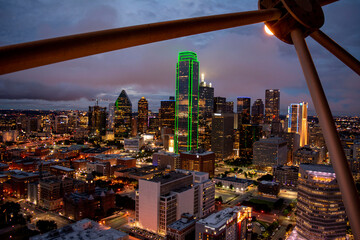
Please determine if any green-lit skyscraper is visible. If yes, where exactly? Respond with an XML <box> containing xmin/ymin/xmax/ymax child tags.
<box><xmin>114</xmin><ymin>90</ymin><xmax>132</xmax><ymax>140</ymax></box>
<box><xmin>175</xmin><ymin>51</ymin><xmax>199</xmax><ymax>153</ymax></box>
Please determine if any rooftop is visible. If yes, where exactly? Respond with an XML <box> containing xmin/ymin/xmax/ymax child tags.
<box><xmin>30</xmin><ymin>218</ymin><xmax>127</xmax><ymax>240</ymax></box>
<box><xmin>168</xmin><ymin>216</ymin><xmax>196</xmax><ymax>231</ymax></box>
<box><xmin>214</xmin><ymin>176</ymin><xmax>253</xmax><ymax>184</ymax></box>
<box><xmin>50</xmin><ymin>165</ymin><xmax>74</xmax><ymax>172</ymax></box>
<box><xmin>197</xmin><ymin>207</ymin><xmax>238</xmax><ymax>229</ymax></box>
<box><xmin>300</xmin><ymin>163</ymin><xmax>335</xmax><ymax>173</ymax></box>
<box><xmin>149</xmin><ymin>172</ymin><xmax>190</xmax><ymax>184</ymax></box>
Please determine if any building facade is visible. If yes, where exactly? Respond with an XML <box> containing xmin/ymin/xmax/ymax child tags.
<box><xmin>138</xmin><ymin>97</ymin><xmax>148</xmax><ymax>134</ymax></box>
<box><xmin>288</xmin><ymin>102</ymin><xmax>308</xmax><ymax>147</ymax></box>
<box><xmin>295</xmin><ymin>164</ymin><xmax>346</xmax><ymax>240</ymax></box>
<box><xmin>253</xmin><ymin>137</ymin><xmax>287</xmax><ymax>168</ymax></box>
<box><xmin>237</xmin><ymin>97</ymin><xmax>251</xmax><ymax>125</ymax></box>
<box><xmin>265</xmin><ymin>89</ymin><xmax>280</xmax><ymax>124</ymax></box>
<box><xmin>114</xmin><ymin>90</ymin><xmax>132</xmax><ymax>140</ymax></box>
<box><xmin>211</xmin><ymin>113</ymin><xmax>234</xmax><ymax>160</ymax></box>
<box><xmin>88</xmin><ymin>105</ymin><xmax>107</xmax><ymax>137</ymax></box>
<box><xmin>175</xmin><ymin>51</ymin><xmax>199</xmax><ymax>153</ymax></box>
<box><xmin>251</xmin><ymin>99</ymin><xmax>264</xmax><ymax>124</ymax></box>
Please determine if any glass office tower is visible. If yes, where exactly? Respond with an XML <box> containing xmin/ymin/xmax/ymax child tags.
<box><xmin>114</xmin><ymin>90</ymin><xmax>132</xmax><ymax>140</ymax></box>
<box><xmin>175</xmin><ymin>51</ymin><xmax>199</xmax><ymax>153</ymax></box>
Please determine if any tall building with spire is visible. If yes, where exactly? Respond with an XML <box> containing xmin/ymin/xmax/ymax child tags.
<box><xmin>288</xmin><ymin>102</ymin><xmax>308</xmax><ymax>147</ymax></box>
<box><xmin>137</xmin><ymin>97</ymin><xmax>148</xmax><ymax>134</ymax></box>
<box><xmin>265</xmin><ymin>89</ymin><xmax>280</xmax><ymax>123</ymax></box>
<box><xmin>175</xmin><ymin>51</ymin><xmax>199</xmax><ymax>153</ymax></box>
<box><xmin>199</xmin><ymin>73</ymin><xmax>214</xmax><ymax>151</ymax></box>
<box><xmin>114</xmin><ymin>90</ymin><xmax>132</xmax><ymax>140</ymax></box>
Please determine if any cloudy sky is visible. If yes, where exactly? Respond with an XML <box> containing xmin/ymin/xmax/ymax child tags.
<box><xmin>0</xmin><ymin>0</ymin><xmax>359</xmax><ymax>115</ymax></box>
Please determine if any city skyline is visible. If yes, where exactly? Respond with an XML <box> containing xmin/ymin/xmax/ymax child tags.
<box><xmin>0</xmin><ymin>0</ymin><xmax>359</xmax><ymax>115</ymax></box>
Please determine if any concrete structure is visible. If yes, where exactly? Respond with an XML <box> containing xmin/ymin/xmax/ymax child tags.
<box><xmin>136</xmin><ymin>171</ymin><xmax>215</xmax><ymax>236</ymax></box>
<box><xmin>50</xmin><ymin>165</ymin><xmax>75</xmax><ymax>178</ymax></box>
<box><xmin>258</xmin><ymin>181</ymin><xmax>280</xmax><ymax>197</ymax></box>
<box><xmin>124</xmin><ymin>137</ymin><xmax>144</xmax><ymax>152</ymax></box>
<box><xmin>213</xmin><ymin>177</ymin><xmax>253</xmax><ymax>192</ymax></box>
<box><xmin>253</xmin><ymin>137</ymin><xmax>287</xmax><ymax>168</ymax></box>
<box><xmin>211</xmin><ymin>113</ymin><xmax>234</xmax><ymax>160</ymax></box>
<box><xmin>137</xmin><ymin>97</ymin><xmax>148</xmax><ymax>134</ymax></box>
<box><xmin>195</xmin><ymin>206</ymin><xmax>252</xmax><ymax>240</ymax></box>
<box><xmin>87</xmin><ymin>161</ymin><xmax>111</xmax><ymax>177</ymax></box>
<box><xmin>293</xmin><ymin>146</ymin><xmax>321</xmax><ymax>165</ymax></box>
<box><xmin>167</xmin><ymin>213</ymin><xmax>196</xmax><ymax>240</ymax></box>
<box><xmin>273</xmin><ymin>165</ymin><xmax>299</xmax><ymax>187</ymax></box>
<box><xmin>264</xmin><ymin>89</ymin><xmax>280</xmax><ymax>124</ymax></box>
<box><xmin>296</xmin><ymin>164</ymin><xmax>346</xmax><ymax>240</ymax></box>
<box><xmin>30</xmin><ymin>218</ymin><xmax>128</xmax><ymax>240</ymax></box>
<box><xmin>152</xmin><ymin>152</ymin><xmax>180</xmax><ymax>170</ymax></box>
<box><xmin>180</xmin><ymin>150</ymin><xmax>215</xmax><ymax>177</ymax></box>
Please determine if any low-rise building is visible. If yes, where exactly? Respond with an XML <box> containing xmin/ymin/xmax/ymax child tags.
<box><xmin>258</xmin><ymin>181</ymin><xmax>280</xmax><ymax>197</ymax></box>
<box><xmin>273</xmin><ymin>165</ymin><xmax>299</xmax><ymax>187</ymax></box>
<box><xmin>30</xmin><ymin>218</ymin><xmax>128</xmax><ymax>240</ymax></box>
<box><xmin>195</xmin><ymin>206</ymin><xmax>252</xmax><ymax>240</ymax></box>
<box><xmin>180</xmin><ymin>150</ymin><xmax>215</xmax><ymax>177</ymax></box>
<box><xmin>167</xmin><ymin>213</ymin><xmax>196</xmax><ymax>240</ymax></box>
<box><xmin>153</xmin><ymin>152</ymin><xmax>180</xmax><ymax>170</ymax></box>
<box><xmin>213</xmin><ymin>177</ymin><xmax>253</xmax><ymax>192</ymax></box>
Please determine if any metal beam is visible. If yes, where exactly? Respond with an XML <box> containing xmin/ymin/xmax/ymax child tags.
<box><xmin>291</xmin><ymin>28</ymin><xmax>360</xmax><ymax>239</ymax></box>
<box><xmin>0</xmin><ymin>9</ymin><xmax>281</xmax><ymax>75</ymax></box>
<box><xmin>311</xmin><ymin>30</ymin><xmax>360</xmax><ymax>76</ymax></box>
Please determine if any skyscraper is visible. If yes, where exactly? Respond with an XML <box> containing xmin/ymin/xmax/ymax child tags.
<box><xmin>265</xmin><ymin>89</ymin><xmax>280</xmax><ymax>123</ymax></box>
<box><xmin>288</xmin><ymin>102</ymin><xmax>308</xmax><ymax>147</ymax></box>
<box><xmin>199</xmin><ymin>74</ymin><xmax>214</xmax><ymax>151</ymax></box>
<box><xmin>211</xmin><ymin>113</ymin><xmax>234</xmax><ymax>160</ymax></box>
<box><xmin>213</xmin><ymin>97</ymin><xmax>226</xmax><ymax>113</ymax></box>
<box><xmin>251</xmin><ymin>99</ymin><xmax>264</xmax><ymax>124</ymax></box>
<box><xmin>294</xmin><ymin>164</ymin><xmax>346</xmax><ymax>240</ymax></box>
<box><xmin>237</xmin><ymin>97</ymin><xmax>251</xmax><ymax>125</ymax></box>
<box><xmin>175</xmin><ymin>51</ymin><xmax>199</xmax><ymax>153</ymax></box>
<box><xmin>137</xmin><ymin>97</ymin><xmax>148</xmax><ymax>134</ymax></box>
<box><xmin>88</xmin><ymin>105</ymin><xmax>107</xmax><ymax>137</ymax></box>
<box><xmin>159</xmin><ymin>96</ymin><xmax>175</xmax><ymax>133</ymax></box>
<box><xmin>114</xmin><ymin>90</ymin><xmax>132</xmax><ymax>140</ymax></box>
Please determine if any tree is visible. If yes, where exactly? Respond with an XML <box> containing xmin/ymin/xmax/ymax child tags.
<box><xmin>257</xmin><ymin>174</ymin><xmax>273</xmax><ymax>182</ymax></box>
<box><xmin>229</xmin><ymin>184</ymin><xmax>234</xmax><ymax>190</ymax></box>
<box><xmin>216</xmin><ymin>182</ymin><xmax>223</xmax><ymax>188</ymax></box>
<box><xmin>36</xmin><ymin>220</ymin><xmax>57</xmax><ymax>233</ymax></box>
<box><xmin>238</xmin><ymin>168</ymin><xmax>243</xmax><ymax>173</ymax></box>
<box><xmin>244</xmin><ymin>172</ymin><xmax>248</xmax><ymax>178</ymax></box>
<box><xmin>215</xmin><ymin>196</ymin><xmax>223</xmax><ymax>204</ymax></box>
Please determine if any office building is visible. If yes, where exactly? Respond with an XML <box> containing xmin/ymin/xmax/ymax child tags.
<box><xmin>211</xmin><ymin>113</ymin><xmax>234</xmax><ymax>160</ymax></box>
<box><xmin>175</xmin><ymin>51</ymin><xmax>199</xmax><ymax>153</ymax></box>
<box><xmin>288</xmin><ymin>102</ymin><xmax>308</xmax><ymax>147</ymax></box>
<box><xmin>30</xmin><ymin>218</ymin><xmax>128</xmax><ymax>240</ymax></box>
<box><xmin>39</xmin><ymin>177</ymin><xmax>73</xmax><ymax>210</ymax></box>
<box><xmin>167</xmin><ymin>213</ymin><xmax>196</xmax><ymax>240</ymax></box>
<box><xmin>251</xmin><ymin>99</ymin><xmax>264</xmax><ymax>124</ymax></box>
<box><xmin>258</xmin><ymin>181</ymin><xmax>280</xmax><ymax>197</ymax></box>
<box><xmin>234</xmin><ymin>124</ymin><xmax>262</xmax><ymax>158</ymax></box>
<box><xmin>293</xmin><ymin>146</ymin><xmax>321</xmax><ymax>165</ymax></box>
<box><xmin>108</xmin><ymin>103</ymin><xmax>115</xmax><ymax>130</ymax></box>
<box><xmin>198</xmin><ymin>74</ymin><xmax>214</xmax><ymax>151</ymax></box>
<box><xmin>180</xmin><ymin>150</ymin><xmax>215</xmax><ymax>177</ymax></box>
<box><xmin>137</xmin><ymin>97</ymin><xmax>148</xmax><ymax>133</ymax></box>
<box><xmin>265</xmin><ymin>89</ymin><xmax>280</xmax><ymax>123</ymax></box>
<box><xmin>253</xmin><ymin>137</ymin><xmax>287</xmax><ymax>168</ymax></box>
<box><xmin>159</xmin><ymin>97</ymin><xmax>175</xmax><ymax>133</ymax></box>
<box><xmin>294</xmin><ymin>164</ymin><xmax>346</xmax><ymax>240</ymax></box>
<box><xmin>114</xmin><ymin>90</ymin><xmax>132</xmax><ymax>140</ymax></box>
<box><xmin>195</xmin><ymin>206</ymin><xmax>252</xmax><ymax>240</ymax></box>
<box><xmin>136</xmin><ymin>171</ymin><xmax>214</xmax><ymax>236</ymax></box>
<box><xmin>152</xmin><ymin>152</ymin><xmax>180</xmax><ymax>170</ymax></box>
<box><xmin>213</xmin><ymin>177</ymin><xmax>253</xmax><ymax>192</ymax></box>
<box><xmin>237</xmin><ymin>97</ymin><xmax>251</xmax><ymax>125</ymax></box>
<box><xmin>214</xmin><ymin>97</ymin><xmax>226</xmax><ymax>113</ymax></box>
<box><xmin>88</xmin><ymin>105</ymin><xmax>107</xmax><ymax>137</ymax></box>
<box><xmin>273</xmin><ymin>165</ymin><xmax>299</xmax><ymax>187</ymax></box>
<box><xmin>55</xmin><ymin>115</ymin><xmax>68</xmax><ymax>134</ymax></box>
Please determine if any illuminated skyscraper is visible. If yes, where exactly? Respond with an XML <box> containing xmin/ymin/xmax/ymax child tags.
<box><xmin>294</xmin><ymin>164</ymin><xmax>346</xmax><ymax>240</ymax></box>
<box><xmin>251</xmin><ymin>99</ymin><xmax>264</xmax><ymax>124</ymax></box>
<box><xmin>175</xmin><ymin>51</ymin><xmax>199</xmax><ymax>153</ymax></box>
<box><xmin>159</xmin><ymin>96</ymin><xmax>175</xmax><ymax>133</ymax></box>
<box><xmin>88</xmin><ymin>105</ymin><xmax>107</xmax><ymax>137</ymax></box>
<box><xmin>237</xmin><ymin>97</ymin><xmax>251</xmax><ymax>125</ymax></box>
<box><xmin>212</xmin><ymin>113</ymin><xmax>234</xmax><ymax>160</ymax></box>
<box><xmin>199</xmin><ymin>73</ymin><xmax>214</xmax><ymax>151</ymax></box>
<box><xmin>265</xmin><ymin>89</ymin><xmax>280</xmax><ymax>123</ymax></box>
<box><xmin>137</xmin><ymin>97</ymin><xmax>148</xmax><ymax>134</ymax></box>
<box><xmin>114</xmin><ymin>90</ymin><xmax>132</xmax><ymax>140</ymax></box>
<box><xmin>288</xmin><ymin>102</ymin><xmax>308</xmax><ymax>147</ymax></box>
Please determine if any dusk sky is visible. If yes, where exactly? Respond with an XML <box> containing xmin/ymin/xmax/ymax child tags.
<box><xmin>0</xmin><ymin>0</ymin><xmax>359</xmax><ymax>115</ymax></box>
